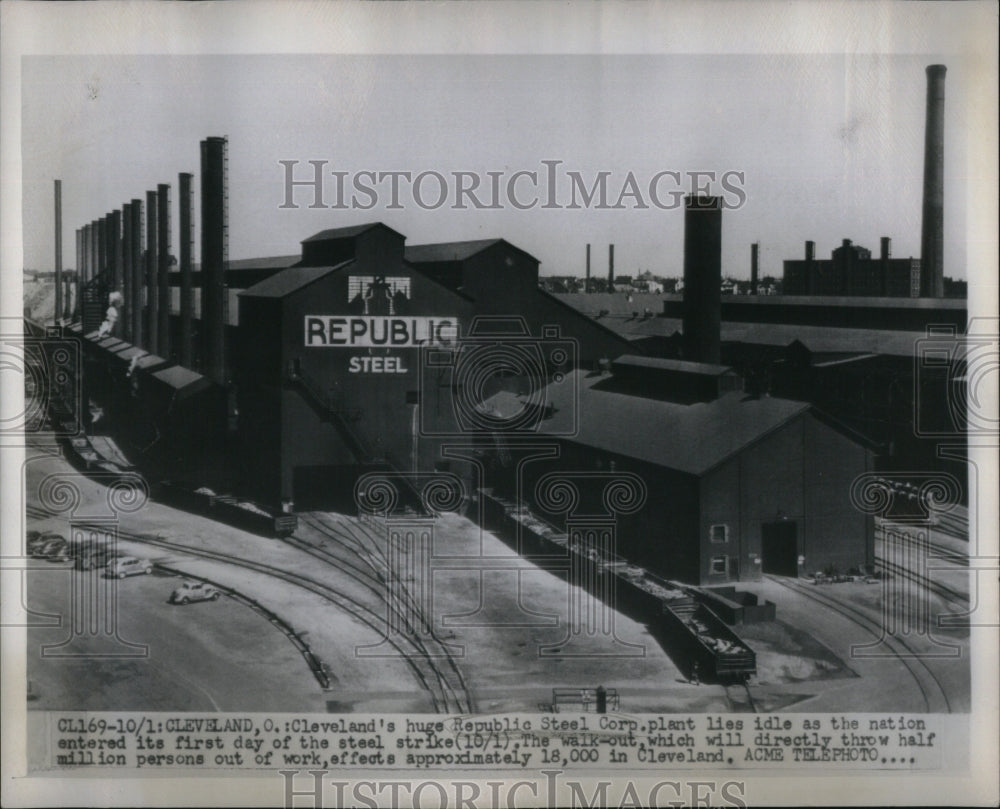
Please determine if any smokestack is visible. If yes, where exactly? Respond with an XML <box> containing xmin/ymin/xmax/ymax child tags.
<box><xmin>179</xmin><ymin>172</ymin><xmax>194</xmax><ymax>367</ymax></box>
<box><xmin>920</xmin><ymin>64</ymin><xmax>946</xmax><ymax>297</ymax></box>
<box><xmin>110</xmin><ymin>210</ymin><xmax>122</xmax><ymax>293</ymax></box>
<box><xmin>880</xmin><ymin>236</ymin><xmax>891</xmax><ymax>296</ymax></box>
<box><xmin>122</xmin><ymin>203</ymin><xmax>132</xmax><ymax>342</ymax></box>
<box><xmin>157</xmin><ymin>183</ymin><xmax>171</xmax><ymax>357</ymax></box>
<box><xmin>201</xmin><ymin>136</ymin><xmax>229</xmax><ymax>385</ymax></box>
<box><xmin>750</xmin><ymin>242</ymin><xmax>759</xmax><ymax>295</ymax></box>
<box><xmin>682</xmin><ymin>195</ymin><xmax>722</xmax><ymax>365</ymax></box>
<box><xmin>130</xmin><ymin>199</ymin><xmax>143</xmax><ymax>346</ymax></box>
<box><xmin>98</xmin><ymin>216</ymin><xmax>107</xmax><ymax>281</ymax></box>
<box><xmin>54</xmin><ymin>181</ymin><xmax>62</xmax><ymax>325</ymax></box>
<box><xmin>608</xmin><ymin>244</ymin><xmax>615</xmax><ymax>290</ymax></box>
<box><xmin>145</xmin><ymin>190</ymin><xmax>159</xmax><ymax>354</ymax></box>
<box><xmin>91</xmin><ymin>220</ymin><xmax>99</xmax><ymax>282</ymax></box>
<box><xmin>841</xmin><ymin>238</ymin><xmax>854</xmax><ymax>295</ymax></box>
<box><xmin>585</xmin><ymin>243</ymin><xmax>591</xmax><ymax>294</ymax></box>
<box><xmin>805</xmin><ymin>240</ymin><xmax>816</xmax><ymax>294</ymax></box>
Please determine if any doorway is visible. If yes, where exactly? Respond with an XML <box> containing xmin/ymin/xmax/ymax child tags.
<box><xmin>761</xmin><ymin>521</ymin><xmax>798</xmax><ymax>576</ymax></box>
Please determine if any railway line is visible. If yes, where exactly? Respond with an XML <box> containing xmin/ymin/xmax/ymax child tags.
<box><xmin>766</xmin><ymin>575</ymin><xmax>953</xmax><ymax>713</ymax></box>
<box><xmin>24</xmin><ymin>503</ymin><xmax>473</xmax><ymax>714</ymax></box>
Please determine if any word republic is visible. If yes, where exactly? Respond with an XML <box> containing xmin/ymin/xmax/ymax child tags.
<box><xmin>304</xmin><ymin>316</ymin><xmax>458</xmax><ymax>348</ymax></box>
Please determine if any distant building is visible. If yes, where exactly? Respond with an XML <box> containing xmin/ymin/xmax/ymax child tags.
<box><xmin>783</xmin><ymin>238</ymin><xmax>921</xmax><ymax>297</ymax></box>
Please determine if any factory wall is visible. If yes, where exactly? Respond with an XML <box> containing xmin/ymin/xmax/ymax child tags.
<box><xmin>508</xmin><ymin>442</ymin><xmax>703</xmax><ymax>584</ymax></box>
<box><xmin>701</xmin><ymin>412</ymin><xmax>872</xmax><ymax>582</ymax></box>
<box><xmin>235</xmin><ymin>258</ymin><xmax>478</xmax><ymax>509</ymax></box>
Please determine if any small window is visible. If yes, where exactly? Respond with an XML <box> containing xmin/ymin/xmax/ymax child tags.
<box><xmin>710</xmin><ymin>524</ymin><xmax>728</xmax><ymax>543</ymax></box>
<box><xmin>710</xmin><ymin>556</ymin><xmax>727</xmax><ymax>575</ymax></box>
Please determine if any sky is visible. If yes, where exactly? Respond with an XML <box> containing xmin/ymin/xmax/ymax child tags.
<box><xmin>21</xmin><ymin>52</ymin><xmax>972</xmax><ymax>280</ymax></box>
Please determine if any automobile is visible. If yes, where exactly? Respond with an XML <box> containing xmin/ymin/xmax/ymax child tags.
<box><xmin>76</xmin><ymin>546</ymin><xmax>118</xmax><ymax>570</ymax></box>
<box><xmin>106</xmin><ymin>556</ymin><xmax>153</xmax><ymax>578</ymax></box>
<box><xmin>28</xmin><ymin>532</ymin><xmax>64</xmax><ymax>557</ymax></box>
<box><xmin>35</xmin><ymin>537</ymin><xmax>68</xmax><ymax>560</ymax></box>
<box><xmin>169</xmin><ymin>581</ymin><xmax>221</xmax><ymax>604</ymax></box>
<box><xmin>45</xmin><ymin>541</ymin><xmax>75</xmax><ymax>563</ymax></box>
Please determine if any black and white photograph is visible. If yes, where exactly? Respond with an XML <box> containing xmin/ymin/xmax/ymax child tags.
<box><xmin>2</xmin><ymin>1</ymin><xmax>997</xmax><ymax>807</ymax></box>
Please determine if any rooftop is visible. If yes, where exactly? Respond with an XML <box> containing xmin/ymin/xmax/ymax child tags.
<box><xmin>485</xmin><ymin>370</ymin><xmax>811</xmax><ymax>476</ymax></box>
<box><xmin>239</xmin><ymin>260</ymin><xmax>354</xmax><ymax>299</ymax></box>
<box><xmin>405</xmin><ymin>238</ymin><xmax>538</xmax><ymax>265</ymax></box>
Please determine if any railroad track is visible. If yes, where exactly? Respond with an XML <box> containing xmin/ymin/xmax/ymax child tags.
<box><xmin>25</xmin><ymin>504</ymin><xmax>473</xmax><ymax>713</ymax></box>
<box><xmin>766</xmin><ymin>575</ymin><xmax>953</xmax><ymax>713</ymax></box>
<box><xmin>291</xmin><ymin>512</ymin><xmax>473</xmax><ymax>713</ymax></box>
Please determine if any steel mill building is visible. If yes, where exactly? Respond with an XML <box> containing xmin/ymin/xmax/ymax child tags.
<box><xmin>45</xmin><ymin>64</ymin><xmax>958</xmax><ymax>585</ymax></box>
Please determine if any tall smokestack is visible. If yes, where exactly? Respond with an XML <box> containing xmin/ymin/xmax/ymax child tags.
<box><xmin>682</xmin><ymin>195</ymin><xmax>722</xmax><ymax>365</ymax></box>
<box><xmin>91</xmin><ymin>220</ymin><xmax>99</xmax><ymax>283</ymax></box>
<box><xmin>54</xmin><ymin>181</ymin><xmax>62</xmax><ymax>325</ymax></box>
<box><xmin>98</xmin><ymin>216</ymin><xmax>107</xmax><ymax>281</ymax></box>
<box><xmin>122</xmin><ymin>203</ymin><xmax>133</xmax><ymax>342</ymax></box>
<box><xmin>805</xmin><ymin>240</ymin><xmax>816</xmax><ymax>294</ymax></box>
<box><xmin>157</xmin><ymin>183</ymin><xmax>171</xmax><ymax>356</ymax></box>
<box><xmin>201</xmin><ymin>136</ymin><xmax>229</xmax><ymax>385</ymax></box>
<box><xmin>880</xmin><ymin>237</ymin><xmax>891</xmax><ymax>296</ymax></box>
<box><xmin>585</xmin><ymin>243</ymin><xmax>591</xmax><ymax>294</ymax></box>
<box><xmin>842</xmin><ymin>238</ymin><xmax>853</xmax><ymax>295</ymax></box>
<box><xmin>920</xmin><ymin>64</ymin><xmax>946</xmax><ymax>297</ymax></box>
<box><xmin>750</xmin><ymin>242</ymin><xmax>759</xmax><ymax>295</ymax></box>
<box><xmin>178</xmin><ymin>172</ymin><xmax>194</xmax><ymax>367</ymax></box>
<box><xmin>130</xmin><ymin>199</ymin><xmax>143</xmax><ymax>346</ymax></box>
<box><xmin>608</xmin><ymin>244</ymin><xmax>615</xmax><ymax>291</ymax></box>
<box><xmin>145</xmin><ymin>191</ymin><xmax>159</xmax><ymax>354</ymax></box>
<box><xmin>110</xmin><ymin>210</ymin><xmax>122</xmax><ymax>293</ymax></box>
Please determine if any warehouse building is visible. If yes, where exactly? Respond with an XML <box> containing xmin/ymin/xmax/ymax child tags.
<box><xmin>783</xmin><ymin>238</ymin><xmax>922</xmax><ymax>297</ymax></box>
<box><xmin>482</xmin><ymin>354</ymin><xmax>876</xmax><ymax>585</ymax></box>
<box><xmin>234</xmin><ymin>222</ymin><xmax>636</xmax><ymax>511</ymax></box>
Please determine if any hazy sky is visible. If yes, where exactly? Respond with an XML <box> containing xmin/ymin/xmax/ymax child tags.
<box><xmin>22</xmin><ymin>52</ymin><xmax>970</xmax><ymax>279</ymax></box>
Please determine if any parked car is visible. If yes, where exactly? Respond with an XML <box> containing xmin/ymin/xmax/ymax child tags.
<box><xmin>28</xmin><ymin>532</ymin><xmax>64</xmax><ymax>557</ymax></box>
<box><xmin>106</xmin><ymin>556</ymin><xmax>153</xmax><ymax>578</ymax></box>
<box><xmin>35</xmin><ymin>537</ymin><xmax>68</xmax><ymax>560</ymax></box>
<box><xmin>46</xmin><ymin>541</ymin><xmax>75</xmax><ymax>563</ymax></box>
<box><xmin>169</xmin><ymin>581</ymin><xmax>221</xmax><ymax>604</ymax></box>
<box><xmin>76</xmin><ymin>546</ymin><xmax>118</xmax><ymax>570</ymax></box>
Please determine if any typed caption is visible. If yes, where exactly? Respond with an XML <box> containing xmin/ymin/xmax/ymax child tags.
<box><xmin>39</xmin><ymin>712</ymin><xmax>941</xmax><ymax>772</ymax></box>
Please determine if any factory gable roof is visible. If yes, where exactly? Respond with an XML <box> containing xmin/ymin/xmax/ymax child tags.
<box><xmin>301</xmin><ymin>223</ymin><xmax>402</xmax><ymax>244</ymax></box>
<box><xmin>405</xmin><ymin>239</ymin><xmax>538</xmax><ymax>265</ymax></box>
<box><xmin>612</xmin><ymin>355</ymin><xmax>734</xmax><ymax>377</ymax></box>
<box><xmin>486</xmin><ymin>370</ymin><xmax>810</xmax><ymax>476</ymax></box>
<box><xmin>239</xmin><ymin>260</ymin><xmax>355</xmax><ymax>299</ymax></box>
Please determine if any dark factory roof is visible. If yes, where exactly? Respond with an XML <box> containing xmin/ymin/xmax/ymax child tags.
<box><xmin>301</xmin><ymin>223</ymin><xmax>403</xmax><ymax>244</ymax></box>
<box><xmin>240</xmin><ymin>259</ymin><xmax>354</xmax><ymax>299</ymax></box>
<box><xmin>613</xmin><ymin>355</ymin><xmax>734</xmax><ymax>377</ymax></box>
<box><xmin>590</xmin><ymin>314</ymin><xmax>934</xmax><ymax>358</ymax></box>
<box><xmin>405</xmin><ymin>239</ymin><xmax>539</xmax><ymax>265</ymax></box>
<box><xmin>148</xmin><ymin>364</ymin><xmax>213</xmax><ymax>401</ymax></box>
<box><xmin>486</xmin><ymin>370</ymin><xmax>811</xmax><ymax>476</ymax></box>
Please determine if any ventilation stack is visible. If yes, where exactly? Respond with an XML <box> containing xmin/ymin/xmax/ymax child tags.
<box><xmin>122</xmin><ymin>202</ymin><xmax>133</xmax><ymax>342</ymax></box>
<box><xmin>201</xmin><ymin>136</ymin><xmax>229</xmax><ymax>385</ymax></box>
<box><xmin>145</xmin><ymin>190</ymin><xmax>159</xmax><ymax>354</ymax></box>
<box><xmin>157</xmin><ymin>183</ymin><xmax>171</xmax><ymax>356</ymax></box>
<box><xmin>585</xmin><ymin>243</ymin><xmax>591</xmax><ymax>294</ymax></box>
<box><xmin>54</xmin><ymin>180</ymin><xmax>62</xmax><ymax>325</ymax></box>
<box><xmin>682</xmin><ymin>195</ymin><xmax>722</xmax><ymax>365</ymax></box>
<box><xmin>129</xmin><ymin>199</ymin><xmax>144</xmax><ymax>346</ymax></box>
<box><xmin>880</xmin><ymin>237</ymin><xmax>891</xmax><ymax>296</ymax></box>
<box><xmin>178</xmin><ymin>172</ymin><xmax>194</xmax><ymax>368</ymax></box>
<box><xmin>750</xmin><ymin>242</ymin><xmax>759</xmax><ymax>295</ymax></box>
<box><xmin>920</xmin><ymin>64</ymin><xmax>946</xmax><ymax>297</ymax></box>
<box><xmin>608</xmin><ymin>244</ymin><xmax>615</xmax><ymax>291</ymax></box>
<box><xmin>805</xmin><ymin>240</ymin><xmax>816</xmax><ymax>295</ymax></box>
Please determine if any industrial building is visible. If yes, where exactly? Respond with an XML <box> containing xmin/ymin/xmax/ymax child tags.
<box><xmin>782</xmin><ymin>237</ymin><xmax>922</xmax><ymax>297</ymax></box>
<box><xmin>41</xmin><ymin>62</ymin><xmax>958</xmax><ymax>587</ymax></box>
<box><xmin>484</xmin><ymin>355</ymin><xmax>875</xmax><ymax>583</ymax></box>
